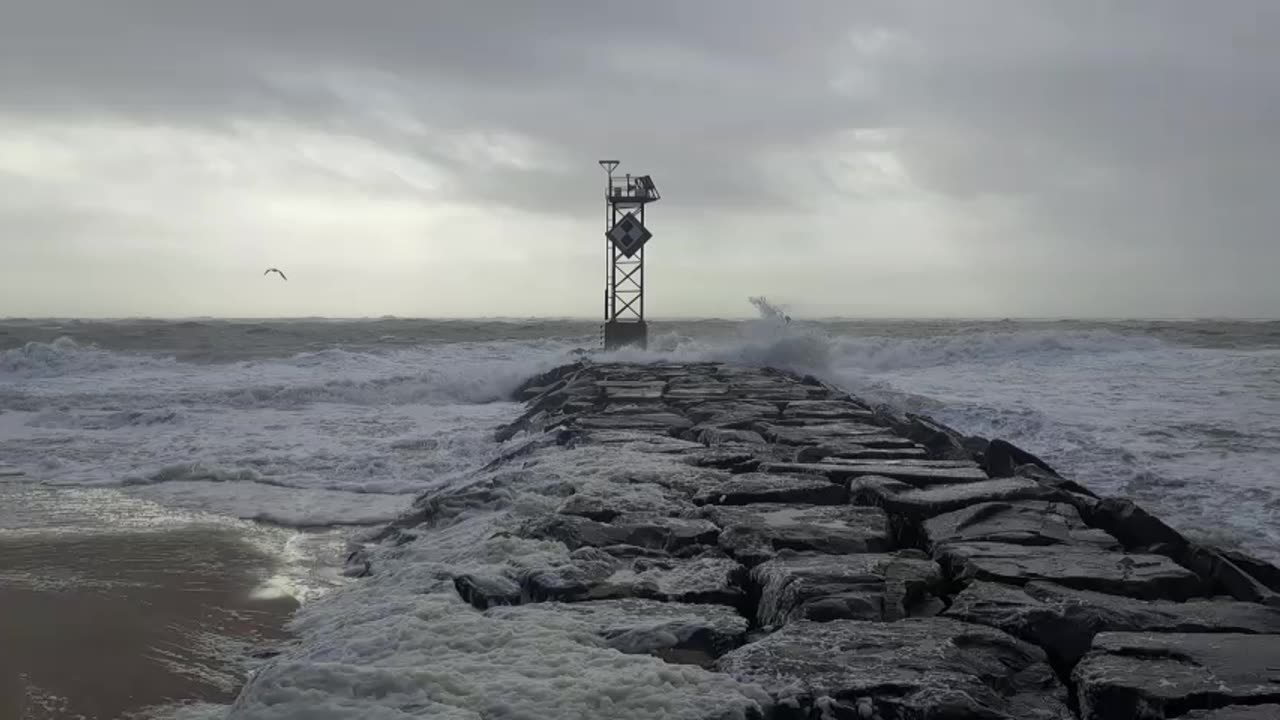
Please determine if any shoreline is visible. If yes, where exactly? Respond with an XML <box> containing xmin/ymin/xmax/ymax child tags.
<box><xmin>0</xmin><ymin>484</ymin><xmax>300</xmax><ymax>720</ymax></box>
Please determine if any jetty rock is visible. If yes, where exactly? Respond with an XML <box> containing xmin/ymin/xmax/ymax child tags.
<box><xmin>230</xmin><ymin>360</ymin><xmax>1280</xmax><ymax>720</ymax></box>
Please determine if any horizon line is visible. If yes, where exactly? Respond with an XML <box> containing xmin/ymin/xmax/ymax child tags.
<box><xmin>4</xmin><ymin>315</ymin><xmax>1280</xmax><ymax>323</ymax></box>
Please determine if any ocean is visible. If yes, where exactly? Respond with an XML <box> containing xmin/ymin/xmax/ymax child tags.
<box><xmin>2</xmin><ymin>315</ymin><xmax>1279</xmax><ymax>715</ymax></box>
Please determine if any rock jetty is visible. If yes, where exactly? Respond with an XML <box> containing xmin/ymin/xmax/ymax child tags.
<box><xmin>231</xmin><ymin>361</ymin><xmax>1280</xmax><ymax>720</ymax></box>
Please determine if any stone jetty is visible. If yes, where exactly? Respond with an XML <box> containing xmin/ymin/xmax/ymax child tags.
<box><xmin>231</xmin><ymin>361</ymin><xmax>1280</xmax><ymax>720</ymax></box>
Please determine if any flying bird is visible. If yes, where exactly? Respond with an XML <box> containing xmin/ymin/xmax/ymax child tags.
<box><xmin>264</xmin><ymin>267</ymin><xmax>287</xmax><ymax>281</ymax></box>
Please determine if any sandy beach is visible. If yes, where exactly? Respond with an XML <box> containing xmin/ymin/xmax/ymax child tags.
<box><xmin>0</xmin><ymin>484</ymin><xmax>298</xmax><ymax>720</ymax></box>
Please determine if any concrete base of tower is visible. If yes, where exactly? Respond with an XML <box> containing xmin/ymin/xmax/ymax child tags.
<box><xmin>603</xmin><ymin>321</ymin><xmax>647</xmax><ymax>351</ymax></box>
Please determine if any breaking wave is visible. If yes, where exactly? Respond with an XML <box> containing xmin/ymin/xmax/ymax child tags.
<box><xmin>1</xmin><ymin>339</ymin><xmax>577</xmax><ymax>408</ymax></box>
<box><xmin>611</xmin><ymin>297</ymin><xmax>1172</xmax><ymax>382</ymax></box>
<box><xmin>6</xmin><ymin>307</ymin><xmax>1280</xmax><ymax>567</ymax></box>
<box><xmin>0</xmin><ymin>337</ymin><xmax>174</xmax><ymax>378</ymax></box>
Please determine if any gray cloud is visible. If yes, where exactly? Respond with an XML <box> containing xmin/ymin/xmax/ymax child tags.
<box><xmin>2</xmin><ymin>1</ymin><xmax>1278</xmax><ymax>317</ymax></box>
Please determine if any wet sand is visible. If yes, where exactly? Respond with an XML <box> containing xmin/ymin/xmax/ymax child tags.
<box><xmin>0</xmin><ymin>486</ymin><xmax>299</xmax><ymax>720</ymax></box>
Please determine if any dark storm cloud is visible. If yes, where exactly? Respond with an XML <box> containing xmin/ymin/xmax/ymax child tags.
<box><xmin>866</xmin><ymin>3</ymin><xmax>1280</xmax><ymax>266</ymax></box>
<box><xmin>2</xmin><ymin>0</ymin><xmax>887</xmax><ymax>212</ymax></box>
<box><xmin>3</xmin><ymin>1</ymin><xmax>1279</xmax><ymax>316</ymax></box>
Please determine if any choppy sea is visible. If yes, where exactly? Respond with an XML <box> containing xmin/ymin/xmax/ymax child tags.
<box><xmin>4</xmin><ymin>315</ymin><xmax>1280</xmax><ymax>562</ymax></box>
<box><xmin>3</xmin><ymin>314</ymin><xmax>1279</xmax><ymax>566</ymax></box>
<box><xmin>4</xmin><ymin>313</ymin><xmax>1279</xmax><ymax>716</ymax></box>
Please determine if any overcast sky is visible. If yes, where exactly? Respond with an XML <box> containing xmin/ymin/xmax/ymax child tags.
<box><xmin>2</xmin><ymin>1</ymin><xmax>1277</xmax><ymax>318</ymax></box>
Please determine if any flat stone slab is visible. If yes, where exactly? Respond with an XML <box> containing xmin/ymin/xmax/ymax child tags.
<box><xmin>826</xmin><ymin>458</ymin><xmax>979</xmax><ymax>468</ymax></box>
<box><xmin>924</xmin><ymin>500</ymin><xmax>1120</xmax><ymax>548</ymax></box>
<box><xmin>602</xmin><ymin>401</ymin><xmax>673</xmax><ymax>415</ymax></box>
<box><xmin>770</xmin><ymin>416</ymin><xmax>877</xmax><ymax>428</ymax></box>
<box><xmin>596</xmin><ymin>555</ymin><xmax>748</xmax><ymax>605</ymax></box>
<box><xmin>682</xmin><ymin>401</ymin><xmax>779</xmax><ymax>425</ymax></box>
<box><xmin>729</xmin><ymin>387</ymin><xmax>819</xmax><ymax>401</ymax></box>
<box><xmin>519</xmin><ymin>513</ymin><xmax>719</xmax><ymax>553</ymax></box>
<box><xmin>756</xmin><ymin>422</ymin><xmax>891</xmax><ymax>445</ymax></box>
<box><xmin>692</xmin><ymin>427</ymin><xmax>767</xmax><ymax>445</ymax></box>
<box><xmin>578</xmin><ymin>430</ymin><xmax>706</xmax><ymax>453</ymax></box>
<box><xmin>485</xmin><ymin>599</ymin><xmax>748</xmax><ymax>665</ymax></box>
<box><xmin>690</xmin><ymin>472</ymin><xmax>846</xmax><ymax>506</ymax></box>
<box><xmin>716</xmin><ymin>617</ymin><xmax>1072</xmax><ymax>719</ymax></box>
<box><xmin>604</xmin><ymin>388</ymin><xmax>667</xmax><ymax>401</ymax></box>
<box><xmin>519</xmin><ymin>550</ymin><xmax>748</xmax><ymax>606</ymax></box>
<box><xmin>947</xmin><ymin>580</ymin><xmax>1280</xmax><ymax>668</ymax></box>
<box><xmin>832</xmin><ymin>435</ymin><xmax>923</xmax><ymax>450</ymax></box>
<box><xmin>556</xmin><ymin>483</ymin><xmax>693</xmax><ymax>521</ymax></box>
<box><xmin>574</xmin><ymin>413</ymin><xmax>693</xmax><ymax>433</ymax></box>
<box><xmin>1074</xmin><ymin>632</ymin><xmax>1280</xmax><ymax>720</ymax></box>
<box><xmin>936</xmin><ymin>542</ymin><xmax>1207</xmax><ymax>601</ymax></box>
<box><xmin>708</xmin><ymin>504</ymin><xmax>892</xmax><ymax>564</ymax></box>
<box><xmin>853</xmin><ymin>476</ymin><xmax>1067</xmax><ymax>518</ymax></box>
<box><xmin>1185</xmin><ymin>707</ymin><xmax>1280</xmax><ymax>720</ymax></box>
<box><xmin>617</xmin><ymin>466</ymin><xmax>734</xmax><ymax>497</ymax></box>
<box><xmin>752</xmin><ymin>551</ymin><xmax>944</xmax><ymax>627</ymax></box>
<box><xmin>796</xmin><ymin>444</ymin><xmax>929</xmax><ymax>462</ymax></box>
<box><xmin>593</xmin><ymin>379</ymin><xmax>665</xmax><ymax>394</ymax></box>
<box><xmin>780</xmin><ymin>400</ymin><xmax>875</xmax><ymax>421</ymax></box>
<box><xmin>664</xmin><ymin>385</ymin><xmax>731</xmax><ymax>399</ymax></box>
<box><xmin>676</xmin><ymin>447</ymin><xmax>760</xmax><ymax>471</ymax></box>
<box><xmin>764</xmin><ymin>461</ymin><xmax>989</xmax><ymax>487</ymax></box>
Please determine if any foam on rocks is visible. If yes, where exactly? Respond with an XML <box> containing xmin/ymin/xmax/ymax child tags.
<box><xmin>229</xmin><ymin>360</ymin><xmax>1280</xmax><ymax>720</ymax></box>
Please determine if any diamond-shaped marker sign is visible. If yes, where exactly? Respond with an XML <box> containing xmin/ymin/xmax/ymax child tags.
<box><xmin>607</xmin><ymin>212</ymin><xmax>652</xmax><ymax>258</ymax></box>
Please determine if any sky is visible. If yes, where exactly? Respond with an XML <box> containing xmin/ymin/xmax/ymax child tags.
<box><xmin>2</xmin><ymin>1</ymin><xmax>1278</xmax><ymax>319</ymax></box>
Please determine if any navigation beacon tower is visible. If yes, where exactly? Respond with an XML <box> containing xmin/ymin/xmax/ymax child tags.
<box><xmin>598</xmin><ymin>160</ymin><xmax>659</xmax><ymax>350</ymax></box>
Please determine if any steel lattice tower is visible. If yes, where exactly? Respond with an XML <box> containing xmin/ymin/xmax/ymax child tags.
<box><xmin>598</xmin><ymin>160</ymin><xmax>659</xmax><ymax>350</ymax></box>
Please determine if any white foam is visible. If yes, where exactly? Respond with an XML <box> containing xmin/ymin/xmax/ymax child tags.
<box><xmin>0</xmin><ymin>345</ymin><xmax>547</xmax><ymax>501</ymax></box>
<box><xmin>133</xmin><ymin>701</ymin><xmax>237</xmax><ymax>720</ymax></box>
<box><xmin>227</xmin><ymin>443</ymin><xmax>771</xmax><ymax>719</ymax></box>
<box><xmin>128</xmin><ymin>480</ymin><xmax>411</xmax><ymax>528</ymax></box>
<box><xmin>0</xmin><ymin>338</ymin><xmax>581</xmax><ymax>614</ymax></box>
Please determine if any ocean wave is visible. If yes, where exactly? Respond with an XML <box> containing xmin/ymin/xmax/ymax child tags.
<box><xmin>609</xmin><ymin>309</ymin><xmax>1169</xmax><ymax>379</ymax></box>
<box><xmin>26</xmin><ymin>408</ymin><xmax>186</xmax><ymax>431</ymax></box>
<box><xmin>122</xmin><ymin>463</ymin><xmax>275</xmax><ymax>487</ymax></box>
<box><xmin>0</xmin><ymin>337</ymin><xmax>172</xmax><ymax>379</ymax></box>
<box><xmin>825</xmin><ymin>330</ymin><xmax>1169</xmax><ymax>373</ymax></box>
<box><xmin>123</xmin><ymin>477</ymin><xmax>412</xmax><ymax>528</ymax></box>
<box><xmin>121</xmin><ymin>463</ymin><xmax>439</xmax><ymax>497</ymax></box>
<box><xmin>2</xmin><ymin>339</ymin><xmax>575</xmax><ymax>409</ymax></box>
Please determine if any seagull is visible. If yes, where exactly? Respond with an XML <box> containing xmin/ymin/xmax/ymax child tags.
<box><xmin>264</xmin><ymin>267</ymin><xmax>288</xmax><ymax>281</ymax></box>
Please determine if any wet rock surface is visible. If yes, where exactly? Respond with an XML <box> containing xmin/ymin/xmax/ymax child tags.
<box><xmin>924</xmin><ymin>500</ymin><xmax>1120</xmax><ymax>548</ymax></box>
<box><xmin>716</xmin><ymin>617</ymin><xmax>1073</xmax><ymax>719</ymax></box>
<box><xmin>936</xmin><ymin>541</ymin><xmax>1207</xmax><ymax>600</ymax></box>
<box><xmin>707</xmin><ymin>503</ymin><xmax>892</xmax><ymax>564</ymax></box>
<box><xmin>485</xmin><ymin>599</ymin><xmax>749</xmax><ymax>664</ymax></box>
<box><xmin>946</xmin><ymin>580</ymin><xmax>1280</xmax><ymax>667</ymax></box>
<box><xmin>1074</xmin><ymin>632</ymin><xmax>1280</xmax><ymax>720</ymax></box>
<box><xmin>854</xmin><ymin>475</ymin><xmax>1067</xmax><ymax>518</ymax></box>
<box><xmin>752</xmin><ymin>550</ymin><xmax>944</xmax><ymax>626</ymax></box>
<box><xmin>764</xmin><ymin>459</ymin><xmax>990</xmax><ymax>486</ymax></box>
<box><xmin>518</xmin><ymin>513</ymin><xmax>721</xmax><ymax>553</ymax></box>
<box><xmin>1183</xmin><ymin>707</ymin><xmax>1280</xmax><ymax>720</ymax></box>
<box><xmin>264</xmin><ymin>360</ymin><xmax>1280</xmax><ymax>720</ymax></box>
<box><xmin>515</xmin><ymin>550</ymin><xmax>750</xmax><ymax>607</ymax></box>
<box><xmin>689</xmin><ymin>472</ymin><xmax>846</xmax><ymax>506</ymax></box>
